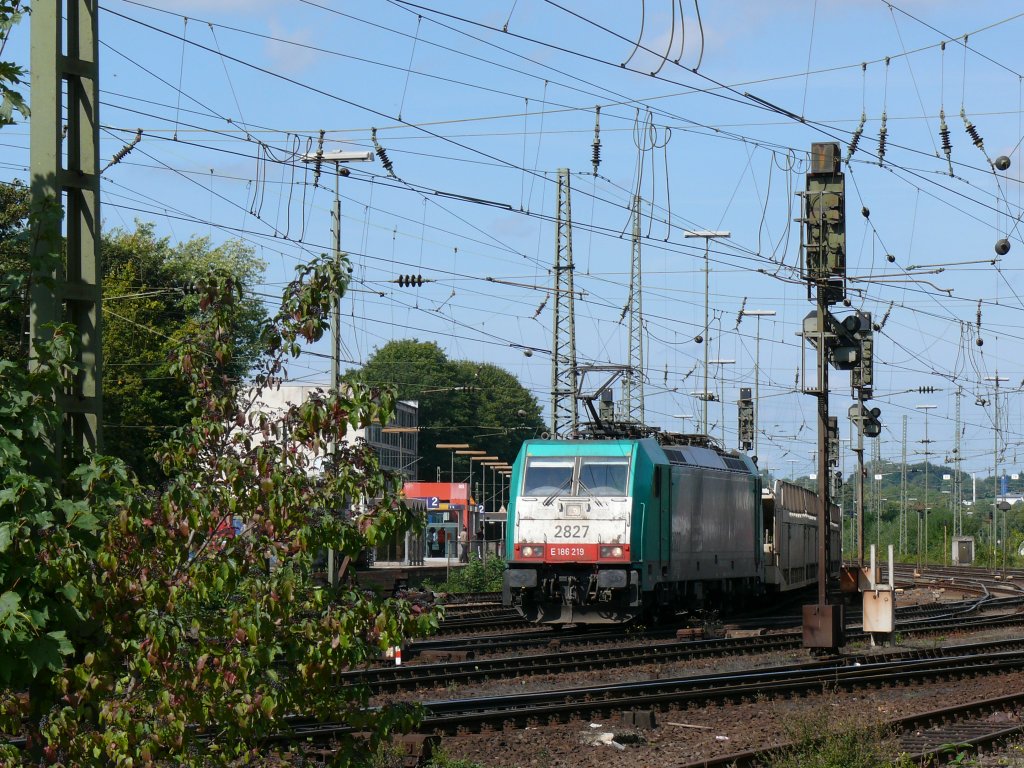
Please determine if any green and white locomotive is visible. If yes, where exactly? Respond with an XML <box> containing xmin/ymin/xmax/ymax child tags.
<box><xmin>503</xmin><ymin>436</ymin><xmax>834</xmax><ymax>625</ymax></box>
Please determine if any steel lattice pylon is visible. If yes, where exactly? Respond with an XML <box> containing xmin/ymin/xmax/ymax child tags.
<box><xmin>550</xmin><ymin>169</ymin><xmax>577</xmax><ymax>437</ymax></box>
<box><xmin>901</xmin><ymin>415</ymin><xmax>908</xmax><ymax>554</ymax></box>
<box><xmin>953</xmin><ymin>387</ymin><xmax>963</xmax><ymax>536</ymax></box>
<box><xmin>31</xmin><ymin>0</ymin><xmax>103</xmax><ymax>459</ymax></box>
<box><xmin>620</xmin><ymin>194</ymin><xmax>644</xmax><ymax>425</ymax></box>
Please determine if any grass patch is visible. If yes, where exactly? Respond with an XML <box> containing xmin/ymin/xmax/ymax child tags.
<box><xmin>424</xmin><ymin>554</ymin><xmax>506</xmax><ymax>593</ymax></box>
<box><xmin>765</xmin><ymin>706</ymin><xmax>915</xmax><ymax>768</ymax></box>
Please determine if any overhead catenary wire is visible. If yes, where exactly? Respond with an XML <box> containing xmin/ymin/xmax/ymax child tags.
<box><xmin>12</xmin><ymin>0</ymin><xmax>1019</xmax><ymax>456</ymax></box>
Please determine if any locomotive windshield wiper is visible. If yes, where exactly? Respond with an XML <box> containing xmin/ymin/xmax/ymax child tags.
<box><xmin>576</xmin><ymin>478</ymin><xmax>603</xmax><ymax>506</ymax></box>
<box><xmin>542</xmin><ymin>476</ymin><xmax>573</xmax><ymax>506</ymax></box>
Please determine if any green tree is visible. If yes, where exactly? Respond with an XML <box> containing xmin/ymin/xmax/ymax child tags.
<box><xmin>1</xmin><ymin>248</ymin><xmax>435</xmax><ymax>765</ymax></box>
<box><xmin>0</xmin><ymin>201</ymin><xmax>271</xmax><ymax>484</ymax></box>
<box><xmin>0</xmin><ymin>1</ymin><xmax>28</xmax><ymax>127</ymax></box>
<box><xmin>0</xmin><ymin>179</ymin><xmax>29</xmax><ymax>362</ymax></box>
<box><xmin>349</xmin><ymin>339</ymin><xmax>544</xmax><ymax>482</ymax></box>
<box><xmin>102</xmin><ymin>223</ymin><xmax>268</xmax><ymax>485</ymax></box>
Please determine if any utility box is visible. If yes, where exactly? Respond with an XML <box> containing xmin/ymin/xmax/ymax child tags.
<box><xmin>952</xmin><ymin>536</ymin><xmax>975</xmax><ymax>565</ymax></box>
<box><xmin>863</xmin><ymin>590</ymin><xmax>895</xmax><ymax>634</ymax></box>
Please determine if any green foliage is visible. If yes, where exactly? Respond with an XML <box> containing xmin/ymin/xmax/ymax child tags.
<box><xmin>424</xmin><ymin>751</ymin><xmax>488</xmax><ymax>768</ymax></box>
<box><xmin>0</xmin><ymin>202</ymin><xmax>271</xmax><ymax>485</ymax></box>
<box><xmin>425</xmin><ymin>554</ymin><xmax>506</xmax><ymax>593</ymax></box>
<box><xmin>102</xmin><ymin>223</ymin><xmax>268</xmax><ymax>485</ymax></box>
<box><xmin>767</xmin><ymin>707</ymin><xmax>907</xmax><ymax>768</ymax></box>
<box><xmin>349</xmin><ymin>339</ymin><xmax>545</xmax><ymax>482</ymax></box>
<box><xmin>0</xmin><ymin>179</ymin><xmax>30</xmax><ymax>362</ymax></box>
<box><xmin>0</xmin><ymin>227</ymin><xmax>438</xmax><ymax>764</ymax></box>
<box><xmin>0</xmin><ymin>2</ymin><xmax>29</xmax><ymax>127</ymax></box>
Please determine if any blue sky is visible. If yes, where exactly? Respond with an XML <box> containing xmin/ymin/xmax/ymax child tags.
<box><xmin>4</xmin><ymin>0</ymin><xmax>1024</xmax><ymax>488</ymax></box>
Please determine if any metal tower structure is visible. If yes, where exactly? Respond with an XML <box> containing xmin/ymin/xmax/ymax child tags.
<box><xmin>872</xmin><ymin>433</ymin><xmax>881</xmax><ymax>550</ymax></box>
<box><xmin>620</xmin><ymin>194</ymin><xmax>644</xmax><ymax>425</ymax></box>
<box><xmin>550</xmin><ymin>169</ymin><xmax>577</xmax><ymax>437</ymax></box>
<box><xmin>952</xmin><ymin>387</ymin><xmax>963</xmax><ymax>535</ymax></box>
<box><xmin>900</xmin><ymin>415</ymin><xmax>908</xmax><ymax>554</ymax></box>
<box><xmin>31</xmin><ymin>0</ymin><xmax>103</xmax><ymax>458</ymax></box>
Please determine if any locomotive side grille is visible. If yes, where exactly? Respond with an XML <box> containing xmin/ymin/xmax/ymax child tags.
<box><xmin>722</xmin><ymin>456</ymin><xmax>750</xmax><ymax>472</ymax></box>
<box><xmin>663</xmin><ymin>448</ymin><xmax>689</xmax><ymax>465</ymax></box>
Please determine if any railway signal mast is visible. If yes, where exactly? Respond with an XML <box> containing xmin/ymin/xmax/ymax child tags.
<box><xmin>798</xmin><ymin>142</ymin><xmax>892</xmax><ymax>651</ymax></box>
<box><xmin>797</xmin><ymin>142</ymin><xmax>847</xmax><ymax>651</ymax></box>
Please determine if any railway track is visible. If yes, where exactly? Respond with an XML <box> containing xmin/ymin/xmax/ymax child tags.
<box><xmin>676</xmin><ymin>690</ymin><xmax>1024</xmax><ymax>768</ymax></box>
<box><xmin>415</xmin><ymin>591</ymin><xmax>1022</xmax><ymax>660</ymax></box>
<box><xmin>356</xmin><ymin>611</ymin><xmax>1024</xmax><ymax>694</ymax></box>
<box><xmin>426</xmin><ymin>569</ymin><xmax>1024</xmax><ymax>640</ymax></box>
<box><xmin>285</xmin><ymin>637</ymin><xmax>1024</xmax><ymax>743</ymax></box>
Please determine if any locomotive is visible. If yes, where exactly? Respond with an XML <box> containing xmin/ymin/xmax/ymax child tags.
<box><xmin>502</xmin><ymin>435</ymin><xmax>838</xmax><ymax>625</ymax></box>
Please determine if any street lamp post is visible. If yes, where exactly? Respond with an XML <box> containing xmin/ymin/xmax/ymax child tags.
<box><xmin>685</xmin><ymin>230</ymin><xmax>731</xmax><ymax>436</ymax></box>
<box><xmin>481</xmin><ymin>460</ymin><xmax>507</xmax><ymax>548</ymax></box>
<box><xmin>916</xmin><ymin>404</ymin><xmax>936</xmax><ymax>564</ymax></box>
<box><xmin>672</xmin><ymin>413</ymin><xmax>693</xmax><ymax>435</ymax></box>
<box><xmin>454</xmin><ymin>449</ymin><xmax>488</xmax><ymax>558</ymax></box>
<box><xmin>454</xmin><ymin>448</ymin><xmax>487</xmax><ymax>486</ymax></box>
<box><xmin>436</xmin><ymin>443</ymin><xmax>470</xmax><ymax>482</ymax></box>
<box><xmin>299</xmin><ymin>149</ymin><xmax>374</xmax><ymax>396</ymax></box>
<box><xmin>300</xmin><ymin>149</ymin><xmax>374</xmax><ymax>587</ymax></box>
<box><xmin>740</xmin><ymin>309</ymin><xmax>776</xmax><ymax>458</ymax></box>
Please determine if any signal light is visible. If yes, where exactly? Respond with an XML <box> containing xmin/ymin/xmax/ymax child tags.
<box><xmin>826</xmin><ymin>416</ymin><xmax>839</xmax><ymax>467</ymax></box>
<box><xmin>395</xmin><ymin>274</ymin><xmax>424</xmax><ymax>287</ymax></box>
<box><xmin>737</xmin><ymin>387</ymin><xmax>754</xmax><ymax>451</ymax></box>
<box><xmin>849</xmin><ymin>402</ymin><xmax>882</xmax><ymax>438</ymax></box>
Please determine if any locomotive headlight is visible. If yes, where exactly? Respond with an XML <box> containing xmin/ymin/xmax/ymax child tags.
<box><xmin>520</xmin><ymin>545</ymin><xmax>544</xmax><ymax>558</ymax></box>
<box><xmin>599</xmin><ymin>545</ymin><xmax>624</xmax><ymax>558</ymax></box>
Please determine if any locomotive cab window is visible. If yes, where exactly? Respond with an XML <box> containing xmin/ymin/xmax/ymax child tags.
<box><xmin>578</xmin><ymin>457</ymin><xmax>629</xmax><ymax>496</ymax></box>
<box><xmin>522</xmin><ymin>457</ymin><xmax>575</xmax><ymax>496</ymax></box>
<box><xmin>522</xmin><ymin>455</ymin><xmax>630</xmax><ymax>497</ymax></box>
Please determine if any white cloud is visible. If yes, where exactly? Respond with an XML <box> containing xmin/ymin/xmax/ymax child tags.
<box><xmin>263</xmin><ymin>18</ymin><xmax>318</xmax><ymax>78</ymax></box>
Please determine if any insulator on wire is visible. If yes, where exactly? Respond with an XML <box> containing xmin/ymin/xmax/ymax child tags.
<box><xmin>959</xmin><ymin>107</ymin><xmax>996</xmax><ymax>171</ymax></box>
<box><xmin>312</xmin><ymin>129</ymin><xmax>325</xmax><ymax>188</ymax></box>
<box><xmin>961</xmin><ymin>109</ymin><xmax>984</xmax><ymax>150</ymax></box>
<box><xmin>877</xmin><ymin>111</ymin><xmax>888</xmax><ymax>166</ymax></box>
<box><xmin>591</xmin><ymin>105</ymin><xmax>602</xmax><ymax>175</ymax></box>
<box><xmin>734</xmin><ymin>297</ymin><xmax>746</xmax><ymax>329</ymax></box>
<box><xmin>846</xmin><ymin>112</ymin><xmax>866</xmax><ymax>163</ymax></box>
<box><xmin>976</xmin><ymin>299</ymin><xmax>982</xmax><ymax>331</ymax></box>
<box><xmin>939</xmin><ymin>109</ymin><xmax>953</xmax><ymax>174</ymax></box>
<box><xmin>395</xmin><ymin>274</ymin><xmax>425</xmax><ymax>288</ymax></box>
<box><xmin>102</xmin><ymin>128</ymin><xmax>143</xmax><ymax>173</ymax></box>
<box><xmin>879</xmin><ymin>301</ymin><xmax>893</xmax><ymax>330</ymax></box>
<box><xmin>372</xmin><ymin>128</ymin><xmax>396</xmax><ymax>178</ymax></box>
<box><xmin>533</xmin><ymin>296</ymin><xmax>547</xmax><ymax>318</ymax></box>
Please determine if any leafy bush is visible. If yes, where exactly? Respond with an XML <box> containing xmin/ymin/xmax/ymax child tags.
<box><xmin>1</xmin><ymin>246</ymin><xmax>437</xmax><ymax>765</ymax></box>
<box><xmin>426</xmin><ymin>554</ymin><xmax>506</xmax><ymax>593</ymax></box>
